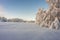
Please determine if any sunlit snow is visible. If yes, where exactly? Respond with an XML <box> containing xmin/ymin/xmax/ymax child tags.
<box><xmin>0</xmin><ymin>22</ymin><xmax>60</xmax><ymax>40</ymax></box>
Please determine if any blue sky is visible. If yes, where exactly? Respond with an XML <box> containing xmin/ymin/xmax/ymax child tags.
<box><xmin>0</xmin><ymin>0</ymin><xmax>48</xmax><ymax>20</ymax></box>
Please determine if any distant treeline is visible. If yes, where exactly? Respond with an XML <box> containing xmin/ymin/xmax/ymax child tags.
<box><xmin>0</xmin><ymin>17</ymin><xmax>35</xmax><ymax>23</ymax></box>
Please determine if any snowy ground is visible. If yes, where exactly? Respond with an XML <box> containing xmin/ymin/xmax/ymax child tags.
<box><xmin>0</xmin><ymin>22</ymin><xmax>60</xmax><ymax>40</ymax></box>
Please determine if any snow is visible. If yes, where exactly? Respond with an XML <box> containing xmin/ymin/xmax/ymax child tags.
<box><xmin>0</xmin><ymin>22</ymin><xmax>60</xmax><ymax>40</ymax></box>
<box><xmin>50</xmin><ymin>17</ymin><xmax>60</xmax><ymax>29</ymax></box>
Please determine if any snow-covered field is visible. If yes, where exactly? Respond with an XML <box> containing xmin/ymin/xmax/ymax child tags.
<box><xmin>0</xmin><ymin>22</ymin><xmax>60</xmax><ymax>40</ymax></box>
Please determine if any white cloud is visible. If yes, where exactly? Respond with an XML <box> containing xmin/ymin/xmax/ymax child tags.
<box><xmin>0</xmin><ymin>4</ymin><xmax>18</xmax><ymax>19</ymax></box>
<box><xmin>0</xmin><ymin>4</ymin><xmax>5</xmax><ymax>17</ymax></box>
